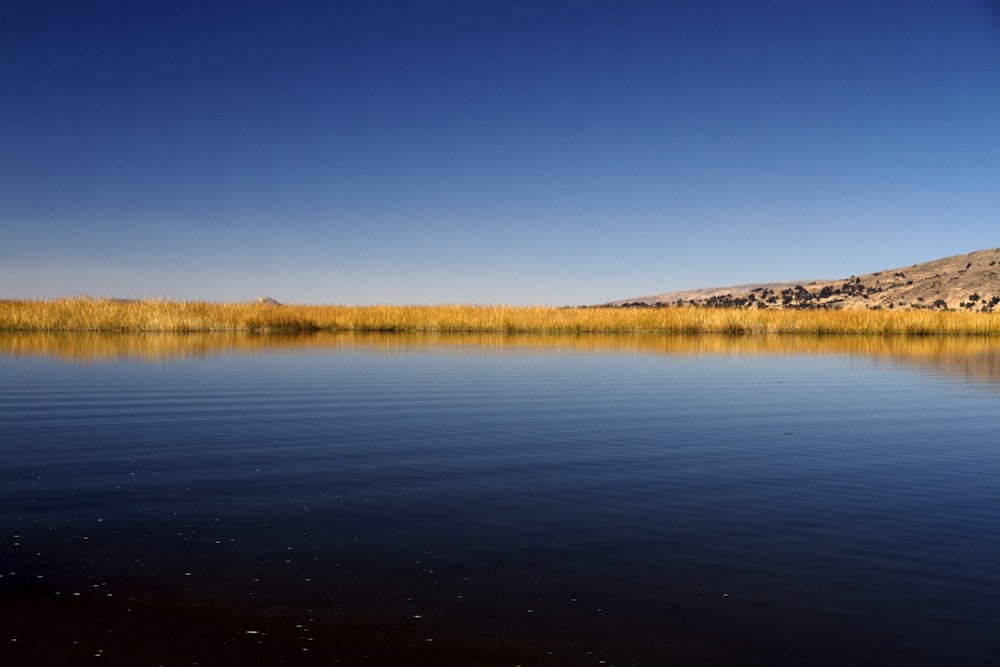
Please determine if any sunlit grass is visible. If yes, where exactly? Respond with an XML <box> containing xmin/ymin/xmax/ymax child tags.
<box><xmin>1</xmin><ymin>297</ymin><xmax>999</xmax><ymax>335</ymax></box>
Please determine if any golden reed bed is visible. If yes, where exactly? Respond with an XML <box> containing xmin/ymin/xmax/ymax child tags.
<box><xmin>1</xmin><ymin>297</ymin><xmax>999</xmax><ymax>335</ymax></box>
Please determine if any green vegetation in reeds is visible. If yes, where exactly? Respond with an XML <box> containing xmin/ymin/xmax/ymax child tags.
<box><xmin>1</xmin><ymin>297</ymin><xmax>999</xmax><ymax>335</ymax></box>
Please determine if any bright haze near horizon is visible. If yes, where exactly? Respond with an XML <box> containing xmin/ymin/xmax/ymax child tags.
<box><xmin>2</xmin><ymin>1</ymin><xmax>999</xmax><ymax>305</ymax></box>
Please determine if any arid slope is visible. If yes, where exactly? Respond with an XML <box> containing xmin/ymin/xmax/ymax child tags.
<box><xmin>609</xmin><ymin>247</ymin><xmax>1000</xmax><ymax>311</ymax></box>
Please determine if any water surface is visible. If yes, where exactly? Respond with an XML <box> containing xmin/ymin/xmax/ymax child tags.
<box><xmin>2</xmin><ymin>333</ymin><xmax>999</xmax><ymax>665</ymax></box>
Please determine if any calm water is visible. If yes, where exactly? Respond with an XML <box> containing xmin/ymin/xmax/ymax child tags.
<box><xmin>1</xmin><ymin>333</ymin><xmax>999</xmax><ymax>666</ymax></box>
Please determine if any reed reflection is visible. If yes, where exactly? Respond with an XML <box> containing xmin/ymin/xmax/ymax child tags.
<box><xmin>3</xmin><ymin>331</ymin><xmax>1000</xmax><ymax>387</ymax></box>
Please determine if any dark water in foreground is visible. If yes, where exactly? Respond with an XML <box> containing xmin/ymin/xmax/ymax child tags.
<box><xmin>1</xmin><ymin>333</ymin><xmax>999</xmax><ymax>666</ymax></box>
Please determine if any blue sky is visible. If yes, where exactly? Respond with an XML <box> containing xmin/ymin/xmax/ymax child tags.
<box><xmin>3</xmin><ymin>0</ymin><xmax>999</xmax><ymax>305</ymax></box>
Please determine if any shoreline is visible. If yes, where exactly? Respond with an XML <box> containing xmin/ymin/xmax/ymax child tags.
<box><xmin>1</xmin><ymin>297</ymin><xmax>999</xmax><ymax>336</ymax></box>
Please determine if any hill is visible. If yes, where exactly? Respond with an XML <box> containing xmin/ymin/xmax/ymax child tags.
<box><xmin>607</xmin><ymin>247</ymin><xmax>1000</xmax><ymax>311</ymax></box>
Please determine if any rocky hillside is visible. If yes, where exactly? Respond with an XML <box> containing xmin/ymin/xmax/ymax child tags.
<box><xmin>609</xmin><ymin>247</ymin><xmax>1000</xmax><ymax>311</ymax></box>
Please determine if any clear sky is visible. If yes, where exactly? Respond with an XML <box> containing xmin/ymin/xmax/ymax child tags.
<box><xmin>2</xmin><ymin>1</ymin><xmax>999</xmax><ymax>305</ymax></box>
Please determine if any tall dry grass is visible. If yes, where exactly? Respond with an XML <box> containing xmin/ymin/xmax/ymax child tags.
<box><xmin>1</xmin><ymin>298</ymin><xmax>999</xmax><ymax>335</ymax></box>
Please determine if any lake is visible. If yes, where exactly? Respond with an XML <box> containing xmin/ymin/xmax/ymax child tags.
<box><xmin>2</xmin><ymin>332</ymin><xmax>999</xmax><ymax>666</ymax></box>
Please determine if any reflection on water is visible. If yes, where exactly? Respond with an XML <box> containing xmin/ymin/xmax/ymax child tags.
<box><xmin>4</xmin><ymin>330</ymin><xmax>1000</xmax><ymax>387</ymax></box>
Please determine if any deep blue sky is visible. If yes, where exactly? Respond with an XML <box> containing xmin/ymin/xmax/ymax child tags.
<box><xmin>3</xmin><ymin>1</ymin><xmax>999</xmax><ymax>304</ymax></box>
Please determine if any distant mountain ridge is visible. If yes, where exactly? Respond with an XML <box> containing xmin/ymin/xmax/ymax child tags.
<box><xmin>606</xmin><ymin>247</ymin><xmax>1000</xmax><ymax>311</ymax></box>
